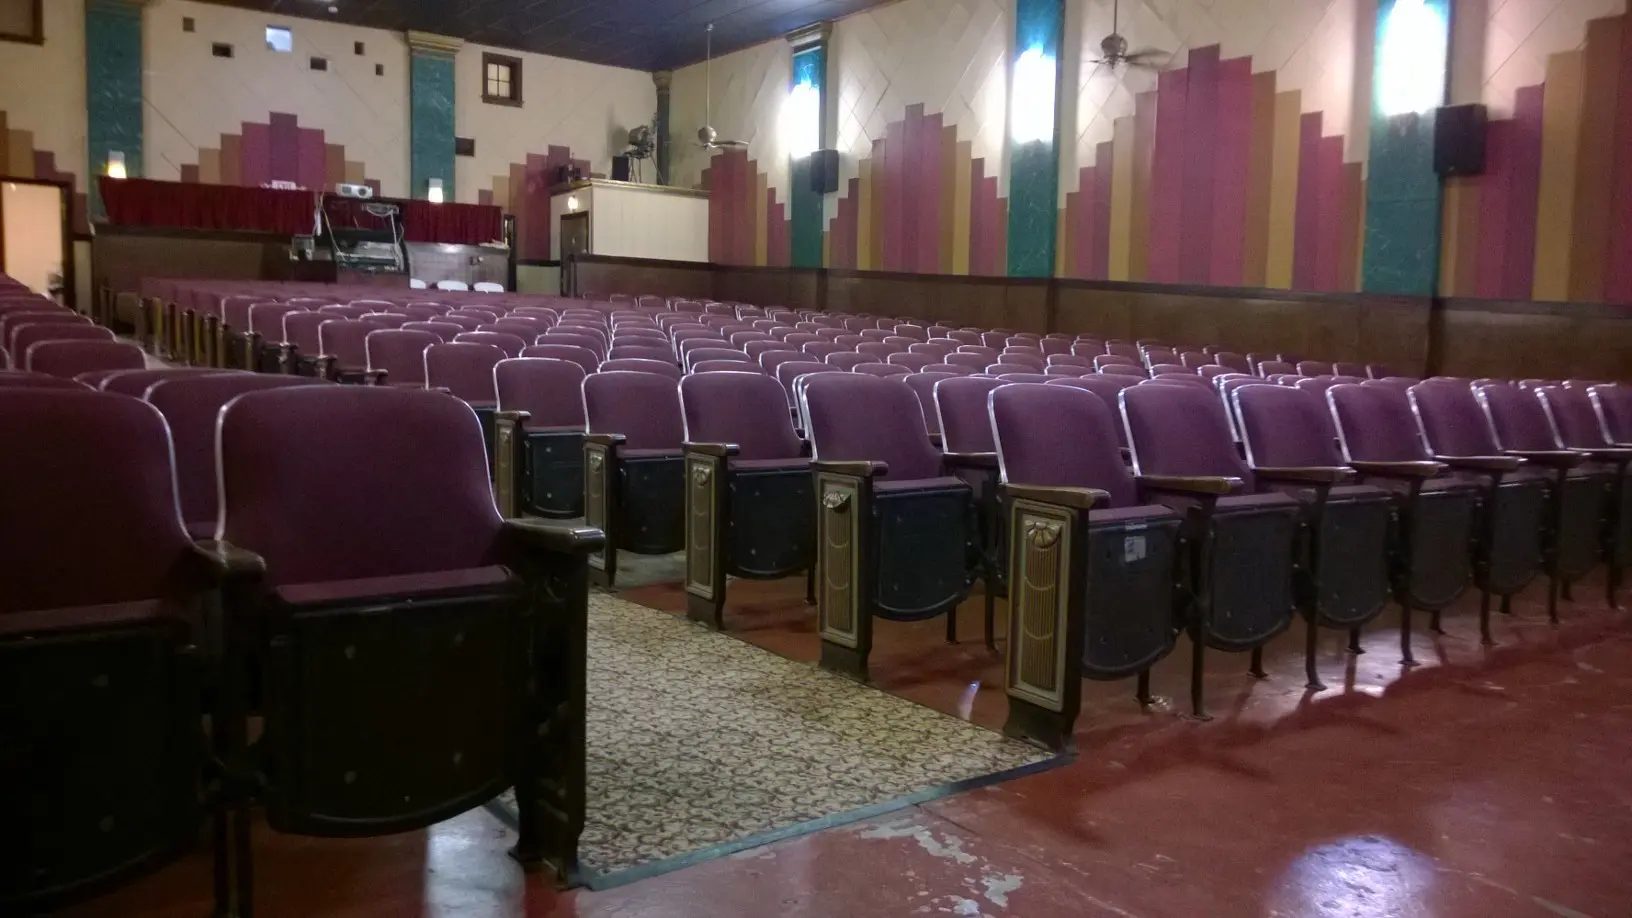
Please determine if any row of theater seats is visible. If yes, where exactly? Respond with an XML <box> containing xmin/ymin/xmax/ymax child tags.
<box><xmin>0</xmin><ymin>288</ymin><xmax>148</xmax><ymax>376</ymax></box>
<box><xmin>0</xmin><ymin>327</ymin><xmax>603</xmax><ymax>914</ymax></box>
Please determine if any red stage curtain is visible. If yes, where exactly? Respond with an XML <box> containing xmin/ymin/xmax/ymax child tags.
<box><xmin>99</xmin><ymin>178</ymin><xmax>317</xmax><ymax>235</ymax></box>
<box><xmin>325</xmin><ymin>197</ymin><xmax>503</xmax><ymax>245</ymax></box>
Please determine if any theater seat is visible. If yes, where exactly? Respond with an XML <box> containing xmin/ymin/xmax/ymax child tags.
<box><xmin>0</xmin><ymin>391</ymin><xmax>209</xmax><ymax>914</ymax></box>
<box><xmin>207</xmin><ymin>386</ymin><xmax>602</xmax><ymax>913</ymax></box>
<box><xmin>991</xmin><ymin>384</ymin><xmax>1184</xmax><ymax>750</ymax></box>
<box><xmin>493</xmin><ymin>357</ymin><xmax>588</xmax><ymax>520</ymax></box>
<box><xmin>680</xmin><ymin>372</ymin><xmax>816</xmax><ymax>629</ymax></box>
<box><xmin>583</xmin><ymin>371</ymin><xmax>688</xmax><ymax>588</ymax></box>
<box><xmin>801</xmin><ymin>373</ymin><xmax>976</xmax><ymax>681</ymax></box>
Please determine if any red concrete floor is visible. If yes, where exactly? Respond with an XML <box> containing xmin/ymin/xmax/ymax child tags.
<box><xmin>67</xmin><ymin>574</ymin><xmax>1632</xmax><ymax>918</ymax></box>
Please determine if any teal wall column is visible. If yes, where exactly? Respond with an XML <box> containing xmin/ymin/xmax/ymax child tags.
<box><xmin>85</xmin><ymin>0</ymin><xmax>147</xmax><ymax>218</ymax></box>
<box><xmin>788</xmin><ymin>24</ymin><xmax>830</xmax><ymax>268</ymax></box>
<box><xmin>653</xmin><ymin>70</ymin><xmax>673</xmax><ymax>185</ymax></box>
<box><xmin>1361</xmin><ymin>0</ymin><xmax>1451</xmax><ymax>294</ymax></box>
<box><xmin>408</xmin><ymin>31</ymin><xmax>460</xmax><ymax>201</ymax></box>
<box><xmin>1006</xmin><ymin>0</ymin><xmax>1065</xmax><ymax>277</ymax></box>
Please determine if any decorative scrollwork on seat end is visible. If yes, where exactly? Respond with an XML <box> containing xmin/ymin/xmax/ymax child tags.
<box><xmin>1025</xmin><ymin>519</ymin><xmax>1062</xmax><ymax>548</ymax></box>
<box><xmin>823</xmin><ymin>490</ymin><xmax>851</xmax><ymax>511</ymax></box>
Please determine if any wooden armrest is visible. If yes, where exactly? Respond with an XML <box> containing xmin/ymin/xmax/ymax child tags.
<box><xmin>503</xmin><ymin>518</ymin><xmax>606</xmax><ymax>555</ymax></box>
<box><xmin>585</xmin><ymin>433</ymin><xmax>627</xmax><ymax>448</ymax></box>
<box><xmin>1005</xmin><ymin>483</ymin><xmax>1110</xmax><ymax>510</ymax></box>
<box><xmin>1349</xmin><ymin>460</ymin><xmax>1446</xmax><ymax>479</ymax></box>
<box><xmin>812</xmin><ymin>459</ymin><xmax>888</xmax><ymax>478</ymax></box>
<box><xmin>1136</xmin><ymin>474</ymin><xmax>1244</xmax><ymax>495</ymax></box>
<box><xmin>190</xmin><ymin>539</ymin><xmax>266</xmax><ymax>581</ymax></box>
<box><xmin>1582</xmin><ymin>447</ymin><xmax>1632</xmax><ymax>462</ymax></box>
<box><xmin>1435</xmin><ymin>455</ymin><xmax>1524</xmax><ymax>473</ymax></box>
<box><xmin>684</xmin><ymin>442</ymin><xmax>740</xmax><ymax>458</ymax></box>
<box><xmin>1252</xmin><ymin>466</ymin><xmax>1356</xmax><ymax>485</ymax></box>
<box><xmin>365</xmin><ymin>369</ymin><xmax>388</xmax><ymax>386</ymax></box>
<box><xmin>496</xmin><ymin>409</ymin><xmax>532</xmax><ymax>423</ymax></box>
<box><xmin>943</xmin><ymin>451</ymin><xmax>999</xmax><ymax>470</ymax></box>
<box><xmin>1503</xmin><ymin>449</ymin><xmax>1585</xmax><ymax>469</ymax></box>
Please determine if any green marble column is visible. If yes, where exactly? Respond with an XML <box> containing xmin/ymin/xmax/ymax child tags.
<box><xmin>85</xmin><ymin>0</ymin><xmax>147</xmax><ymax>218</ymax></box>
<box><xmin>1361</xmin><ymin>0</ymin><xmax>1451</xmax><ymax>295</ymax></box>
<box><xmin>1006</xmin><ymin>0</ymin><xmax>1065</xmax><ymax>278</ymax></box>
<box><xmin>788</xmin><ymin>24</ymin><xmax>830</xmax><ymax>269</ymax></box>
<box><xmin>408</xmin><ymin>31</ymin><xmax>460</xmax><ymax>201</ymax></box>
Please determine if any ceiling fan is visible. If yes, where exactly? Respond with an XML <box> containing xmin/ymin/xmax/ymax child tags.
<box><xmin>696</xmin><ymin>24</ymin><xmax>749</xmax><ymax>150</ymax></box>
<box><xmin>1088</xmin><ymin>0</ymin><xmax>1168</xmax><ymax>70</ymax></box>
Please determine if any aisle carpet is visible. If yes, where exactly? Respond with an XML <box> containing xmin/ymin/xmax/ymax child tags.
<box><xmin>489</xmin><ymin>593</ymin><xmax>1055</xmax><ymax>888</ymax></box>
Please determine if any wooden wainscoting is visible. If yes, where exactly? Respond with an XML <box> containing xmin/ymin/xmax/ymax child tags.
<box><xmin>91</xmin><ymin>224</ymin><xmax>291</xmax><ymax>304</ymax></box>
<box><xmin>545</xmin><ymin>255</ymin><xmax>1632</xmax><ymax>381</ymax></box>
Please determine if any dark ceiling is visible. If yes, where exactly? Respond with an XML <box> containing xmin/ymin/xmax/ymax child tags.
<box><xmin>201</xmin><ymin>0</ymin><xmax>887</xmax><ymax>71</ymax></box>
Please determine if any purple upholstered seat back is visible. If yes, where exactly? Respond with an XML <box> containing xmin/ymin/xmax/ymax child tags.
<box><xmin>495</xmin><ymin>358</ymin><xmax>587</xmax><ymax>428</ymax></box>
<box><xmin>599</xmin><ymin>357</ymin><xmax>683</xmax><ymax>380</ymax></box>
<box><xmin>1589</xmin><ymin>384</ymin><xmax>1632</xmax><ymax>444</ymax></box>
<box><xmin>803</xmin><ymin>373</ymin><xmax>942</xmax><ymax>481</ymax></box>
<box><xmin>100</xmin><ymin>367</ymin><xmax>226</xmax><ymax>397</ymax></box>
<box><xmin>1327</xmin><ymin>383</ymin><xmax>1431</xmax><ymax>463</ymax></box>
<box><xmin>424</xmin><ymin>342</ymin><xmax>505</xmax><ymax>403</ymax></box>
<box><xmin>0</xmin><ymin>391</ymin><xmax>191</xmax><ymax>614</ymax></box>
<box><xmin>3</xmin><ymin>311</ymin><xmax>84</xmax><ymax>353</ymax></box>
<box><xmin>1408</xmin><ymin>380</ymin><xmax>1500</xmax><ymax>457</ymax></box>
<box><xmin>1045</xmin><ymin>375</ymin><xmax>1134</xmax><ymax>446</ymax></box>
<box><xmin>903</xmin><ymin>372</ymin><xmax>950</xmax><ymax>434</ymax></box>
<box><xmin>607</xmin><ymin>343</ymin><xmax>675</xmax><ymax>363</ymax></box>
<box><xmin>583</xmin><ymin>371</ymin><xmax>684</xmax><ymax>450</ymax></box>
<box><xmin>826</xmin><ymin>352</ymin><xmax>873</xmax><ymax>371</ymax></box>
<box><xmin>248</xmin><ymin>303</ymin><xmax>305</xmax><ymax>338</ymax></box>
<box><xmin>853</xmin><ymin>363</ymin><xmax>911</xmax><ymax>378</ymax></box>
<box><xmin>318</xmin><ymin>320</ymin><xmax>373</xmax><ymax>367</ymax></box>
<box><xmin>1122</xmin><ymin>382</ymin><xmax>1251</xmax><ymax>482</ymax></box>
<box><xmin>1534</xmin><ymin>386</ymin><xmax>1608</xmax><ymax>450</ymax></box>
<box><xmin>992</xmin><ymin>384</ymin><xmax>1138</xmax><ymax>508</ymax></box>
<box><xmin>1232</xmin><ymin>384</ymin><xmax>1345</xmax><ymax>468</ymax></box>
<box><xmin>681</xmin><ymin>371</ymin><xmax>804</xmax><ymax>460</ymax></box>
<box><xmin>283</xmin><ymin>311</ymin><xmax>329</xmax><ymax>352</ymax></box>
<box><xmin>455</xmin><ymin>331</ymin><xmax>528</xmax><ymax>358</ymax></box>
<box><xmin>217</xmin><ymin>387</ymin><xmax>503</xmax><ymax>587</ymax></box>
<box><xmin>366</xmin><ymin>329</ymin><xmax>440</xmax><ymax>385</ymax></box>
<box><xmin>145</xmin><ymin>374</ymin><xmax>331</xmax><ymax>529</ymax></box>
<box><xmin>520</xmin><ymin>343</ymin><xmax>599</xmax><ymax>375</ymax></box>
<box><xmin>27</xmin><ymin>340</ymin><xmax>145</xmax><ymax>378</ymax></box>
<box><xmin>1475</xmin><ymin>382</ymin><xmax>1560</xmax><ymax>452</ymax></box>
<box><xmin>0</xmin><ymin>370</ymin><xmax>89</xmax><ymax>390</ymax></box>
<box><xmin>13</xmin><ymin>323</ymin><xmax>113</xmax><ymax>365</ymax></box>
<box><xmin>684</xmin><ymin>347</ymin><xmax>751</xmax><ymax>372</ymax></box>
<box><xmin>933</xmin><ymin>376</ymin><xmax>1004</xmax><ymax>455</ymax></box>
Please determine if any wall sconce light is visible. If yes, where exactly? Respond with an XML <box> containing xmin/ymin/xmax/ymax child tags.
<box><xmin>1010</xmin><ymin>47</ymin><xmax>1057</xmax><ymax>144</ymax></box>
<box><xmin>782</xmin><ymin>80</ymin><xmax>821</xmax><ymax>158</ymax></box>
<box><xmin>106</xmin><ymin>151</ymin><xmax>127</xmax><ymax>180</ymax></box>
<box><xmin>567</xmin><ymin>194</ymin><xmax>580</xmax><ymax>212</ymax></box>
<box><xmin>427</xmin><ymin>178</ymin><xmax>445</xmax><ymax>204</ymax></box>
<box><xmin>1375</xmin><ymin>0</ymin><xmax>1448</xmax><ymax>117</ymax></box>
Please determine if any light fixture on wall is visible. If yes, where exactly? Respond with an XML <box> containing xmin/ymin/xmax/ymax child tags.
<box><xmin>1010</xmin><ymin>47</ymin><xmax>1056</xmax><ymax>144</ymax></box>
<box><xmin>427</xmin><ymin>178</ymin><xmax>445</xmax><ymax>204</ymax></box>
<box><xmin>106</xmin><ymin>151</ymin><xmax>127</xmax><ymax>180</ymax></box>
<box><xmin>782</xmin><ymin>80</ymin><xmax>821</xmax><ymax>158</ymax></box>
<box><xmin>1375</xmin><ymin>0</ymin><xmax>1449</xmax><ymax>117</ymax></box>
<box><xmin>567</xmin><ymin>195</ymin><xmax>580</xmax><ymax>212</ymax></box>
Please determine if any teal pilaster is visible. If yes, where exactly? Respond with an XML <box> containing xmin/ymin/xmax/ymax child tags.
<box><xmin>1361</xmin><ymin>0</ymin><xmax>1451</xmax><ymax>295</ymax></box>
<box><xmin>1006</xmin><ymin>0</ymin><xmax>1065</xmax><ymax>277</ymax></box>
<box><xmin>85</xmin><ymin>0</ymin><xmax>146</xmax><ymax>218</ymax></box>
<box><xmin>788</xmin><ymin>25</ymin><xmax>830</xmax><ymax>268</ymax></box>
<box><xmin>408</xmin><ymin>32</ymin><xmax>460</xmax><ymax>201</ymax></box>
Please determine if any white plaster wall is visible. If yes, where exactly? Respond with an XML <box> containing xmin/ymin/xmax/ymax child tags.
<box><xmin>1477</xmin><ymin>0</ymin><xmax>1625</xmax><ymax>114</ymax></box>
<box><xmin>589</xmin><ymin>185</ymin><xmax>709</xmax><ymax>262</ymax></box>
<box><xmin>669</xmin><ymin>40</ymin><xmax>793</xmax><ymax>195</ymax></box>
<box><xmin>454</xmin><ymin>43</ymin><xmax>655</xmax><ymax>203</ymax></box>
<box><xmin>143</xmin><ymin>0</ymin><xmax>410</xmax><ymax>194</ymax></box>
<box><xmin>0</xmin><ymin>0</ymin><xmax>87</xmax><ymax>185</ymax></box>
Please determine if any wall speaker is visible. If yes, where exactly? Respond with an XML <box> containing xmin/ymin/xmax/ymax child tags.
<box><xmin>1434</xmin><ymin>104</ymin><xmax>1488</xmax><ymax>177</ymax></box>
<box><xmin>611</xmin><ymin>155</ymin><xmax>631</xmax><ymax>182</ymax></box>
<box><xmin>810</xmin><ymin>149</ymin><xmax>840</xmax><ymax>195</ymax></box>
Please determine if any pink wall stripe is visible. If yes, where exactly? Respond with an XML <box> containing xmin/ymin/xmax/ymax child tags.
<box><xmin>1209</xmin><ymin>57</ymin><xmax>1252</xmax><ymax>285</ymax></box>
<box><xmin>902</xmin><ymin>105</ymin><xmax>921</xmax><ymax>271</ymax></box>
<box><xmin>1314</xmin><ymin>136</ymin><xmax>1345</xmax><ymax>291</ymax></box>
<box><xmin>1179</xmin><ymin>46</ymin><xmax>1220</xmax><ymax>283</ymax></box>
<box><xmin>524</xmin><ymin>153</ymin><xmax>550</xmax><ymax>262</ymax></box>
<box><xmin>1071</xmin><ymin>169</ymin><xmax>1094</xmax><ymax>277</ymax></box>
<box><xmin>296</xmin><ymin>128</ymin><xmax>326</xmax><ymax>191</ymax></box>
<box><xmin>883</xmin><ymin>118</ymin><xmax>904</xmax><ymax>271</ymax></box>
<box><xmin>1149</xmin><ymin>68</ymin><xmax>1189</xmax><ymax>283</ymax></box>
<box><xmin>1610</xmin><ymin>36</ymin><xmax>1632</xmax><ymax>303</ymax></box>
<box><xmin>969</xmin><ymin>157</ymin><xmax>987</xmax><ymax>275</ymax></box>
<box><xmin>705</xmin><ymin>160</ymin><xmax>722</xmax><ymax>262</ymax></box>
<box><xmin>1474</xmin><ymin>119</ymin><xmax>1512</xmax><ymax>299</ymax></box>
<box><xmin>268</xmin><ymin>113</ymin><xmax>300</xmax><ymax>184</ymax></box>
<box><xmin>1092</xmin><ymin>140</ymin><xmax>1114</xmax><ymax>280</ymax></box>
<box><xmin>1292</xmin><ymin>112</ymin><xmax>1324</xmax><ymax>291</ymax></box>
<box><xmin>240</xmin><ymin>121</ymin><xmax>272</xmax><ymax>189</ymax></box>
<box><xmin>920</xmin><ymin>111</ymin><xmax>944</xmax><ymax>272</ymax></box>
<box><xmin>1503</xmin><ymin>85</ymin><xmax>1545</xmax><ymax>299</ymax></box>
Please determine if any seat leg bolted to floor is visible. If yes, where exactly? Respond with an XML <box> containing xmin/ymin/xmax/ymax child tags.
<box><xmin>684</xmin><ymin>444</ymin><xmax>734</xmax><ymax>630</ymax></box>
<box><xmin>584</xmin><ymin>434</ymin><xmax>625</xmax><ymax>589</ymax></box>
<box><xmin>814</xmin><ymin>463</ymin><xmax>876</xmax><ymax>681</ymax></box>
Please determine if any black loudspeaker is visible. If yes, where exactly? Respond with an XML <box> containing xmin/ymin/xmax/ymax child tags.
<box><xmin>611</xmin><ymin>155</ymin><xmax>631</xmax><ymax>182</ymax></box>
<box><xmin>810</xmin><ymin>149</ymin><xmax>840</xmax><ymax>194</ymax></box>
<box><xmin>1434</xmin><ymin>104</ymin><xmax>1488</xmax><ymax>177</ymax></box>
